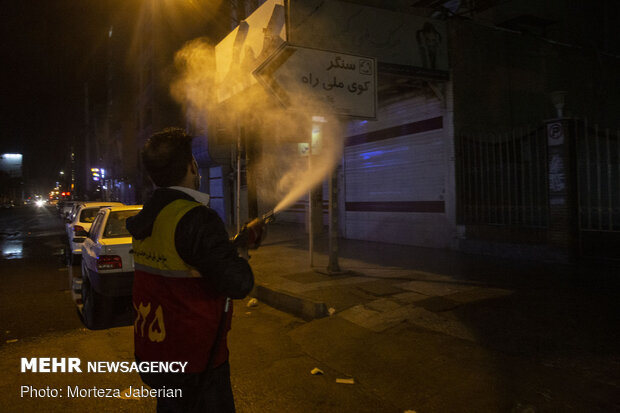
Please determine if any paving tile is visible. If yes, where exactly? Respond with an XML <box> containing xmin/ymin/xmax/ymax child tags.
<box><xmin>404</xmin><ymin>308</ymin><xmax>478</xmax><ymax>342</ymax></box>
<box><xmin>396</xmin><ymin>280</ymin><xmax>476</xmax><ymax>297</ymax></box>
<box><xmin>415</xmin><ymin>296</ymin><xmax>461</xmax><ymax>312</ymax></box>
<box><xmin>337</xmin><ymin>304</ymin><xmax>412</xmax><ymax>332</ymax></box>
<box><xmin>392</xmin><ymin>291</ymin><xmax>429</xmax><ymax>304</ymax></box>
<box><xmin>445</xmin><ymin>287</ymin><xmax>513</xmax><ymax>304</ymax></box>
<box><xmin>355</xmin><ymin>280</ymin><xmax>405</xmax><ymax>297</ymax></box>
<box><xmin>365</xmin><ymin>298</ymin><xmax>402</xmax><ymax>313</ymax></box>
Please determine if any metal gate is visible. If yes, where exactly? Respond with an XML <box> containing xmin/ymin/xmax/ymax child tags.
<box><xmin>574</xmin><ymin>120</ymin><xmax>620</xmax><ymax>258</ymax></box>
<box><xmin>456</xmin><ymin>125</ymin><xmax>549</xmax><ymax>228</ymax></box>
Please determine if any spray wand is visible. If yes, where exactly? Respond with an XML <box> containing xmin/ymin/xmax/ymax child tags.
<box><xmin>232</xmin><ymin>209</ymin><xmax>276</xmax><ymax>251</ymax></box>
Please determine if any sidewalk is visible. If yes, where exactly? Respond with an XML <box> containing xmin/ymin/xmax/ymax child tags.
<box><xmin>250</xmin><ymin>222</ymin><xmax>620</xmax><ymax>321</ymax></box>
<box><xmin>246</xmin><ymin>222</ymin><xmax>620</xmax><ymax>412</ymax></box>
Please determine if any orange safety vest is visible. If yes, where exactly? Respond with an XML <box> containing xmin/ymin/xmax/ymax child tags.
<box><xmin>132</xmin><ymin>199</ymin><xmax>231</xmax><ymax>373</ymax></box>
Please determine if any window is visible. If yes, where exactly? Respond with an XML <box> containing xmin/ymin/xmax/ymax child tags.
<box><xmin>79</xmin><ymin>206</ymin><xmax>118</xmax><ymax>223</ymax></box>
<box><xmin>103</xmin><ymin>210</ymin><xmax>140</xmax><ymax>238</ymax></box>
<box><xmin>79</xmin><ymin>208</ymin><xmax>101</xmax><ymax>223</ymax></box>
<box><xmin>88</xmin><ymin>212</ymin><xmax>106</xmax><ymax>242</ymax></box>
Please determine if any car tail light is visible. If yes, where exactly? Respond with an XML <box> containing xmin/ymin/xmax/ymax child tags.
<box><xmin>73</xmin><ymin>225</ymin><xmax>87</xmax><ymax>236</ymax></box>
<box><xmin>97</xmin><ymin>255</ymin><xmax>122</xmax><ymax>270</ymax></box>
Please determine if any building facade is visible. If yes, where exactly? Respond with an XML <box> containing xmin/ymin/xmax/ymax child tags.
<box><xmin>90</xmin><ymin>0</ymin><xmax>619</xmax><ymax>261</ymax></box>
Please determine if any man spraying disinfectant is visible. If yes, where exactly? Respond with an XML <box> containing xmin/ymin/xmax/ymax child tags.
<box><xmin>127</xmin><ymin>127</ymin><xmax>272</xmax><ymax>413</ymax></box>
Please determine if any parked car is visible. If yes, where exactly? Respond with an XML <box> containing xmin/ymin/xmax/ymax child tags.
<box><xmin>79</xmin><ymin>205</ymin><xmax>142</xmax><ymax>329</ymax></box>
<box><xmin>65</xmin><ymin>201</ymin><xmax>124</xmax><ymax>264</ymax></box>
<box><xmin>66</xmin><ymin>202</ymin><xmax>83</xmax><ymax>221</ymax></box>
<box><xmin>58</xmin><ymin>200</ymin><xmax>77</xmax><ymax>219</ymax></box>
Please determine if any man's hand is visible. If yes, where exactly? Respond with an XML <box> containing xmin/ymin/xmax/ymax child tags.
<box><xmin>232</xmin><ymin>217</ymin><xmax>267</xmax><ymax>250</ymax></box>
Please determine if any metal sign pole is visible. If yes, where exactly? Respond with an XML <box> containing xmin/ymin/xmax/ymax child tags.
<box><xmin>327</xmin><ymin>164</ymin><xmax>341</xmax><ymax>273</ymax></box>
<box><xmin>236</xmin><ymin>119</ymin><xmax>242</xmax><ymax>234</ymax></box>
<box><xmin>308</xmin><ymin>134</ymin><xmax>314</xmax><ymax>268</ymax></box>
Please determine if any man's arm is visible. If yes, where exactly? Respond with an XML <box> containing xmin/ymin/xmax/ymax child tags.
<box><xmin>175</xmin><ymin>206</ymin><xmax>254</xmax><ymax>299</ymax></box>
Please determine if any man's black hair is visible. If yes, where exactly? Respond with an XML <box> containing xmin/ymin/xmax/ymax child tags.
<box><xmin>142</xmin><ymin>128</ymin><xmax>193</xmax><ymax>187</ymax></box>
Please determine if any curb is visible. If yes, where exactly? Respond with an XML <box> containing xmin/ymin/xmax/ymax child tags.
<box><xmin>250</xmin><ymin>284</ymin><xmax>328</xmax><ymax>321</ymax></box>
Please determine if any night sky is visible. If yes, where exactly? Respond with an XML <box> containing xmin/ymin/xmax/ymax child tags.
<box><xmin>0</xmin><ymin>1</ymin><xmax>113</xmax><ymax>192</ymax></box>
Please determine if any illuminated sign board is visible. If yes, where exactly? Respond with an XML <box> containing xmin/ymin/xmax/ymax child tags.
<box><xmin>0</xmin><ymin>153</ymin><xmax>23</xmax><ymax>178</ymax></box>
<box><xmin>91</xmin><ymin>167</ymin><xmax>105</xmax><ymax>182</ymax></box>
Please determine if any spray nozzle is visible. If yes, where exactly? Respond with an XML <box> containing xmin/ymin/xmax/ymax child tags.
<box><xmin>261</xmin><ymin>210</ymin><xmax>275</xmax><ymax>224</ymax></box>
<box><xmin>232</xmin><ymin>210</ymin><xmax>276</xmax><ymax>251</ymax></box>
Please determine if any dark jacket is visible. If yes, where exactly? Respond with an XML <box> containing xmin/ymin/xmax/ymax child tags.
<box><xmin>127</xmin><ymin>187</ymin><xmax>254</xmax><ymax>299</ymax></box>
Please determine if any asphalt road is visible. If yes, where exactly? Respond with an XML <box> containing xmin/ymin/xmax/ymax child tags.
<box><xmin>0</xmin><ymin>205</ymin><xmax>81</xmax><ymax>340</ymax></box>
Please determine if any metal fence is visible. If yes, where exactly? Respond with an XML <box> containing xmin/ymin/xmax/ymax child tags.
<box><xmin>575</xmin><ymin>120</ymin><xmax>620</xmax><ymax>232</ymax></box>
<box><xmin>456</xmin><ymin>126</ymin><xmax>549</xmax><ymax>228</ymax></box>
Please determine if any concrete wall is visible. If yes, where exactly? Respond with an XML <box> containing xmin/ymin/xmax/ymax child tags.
<box><xmin>449</xmin><ymin>18</ymin><xmax>620</xmax><ymax>133</ymax></box>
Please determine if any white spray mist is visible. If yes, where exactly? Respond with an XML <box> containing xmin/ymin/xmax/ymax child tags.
<box><xmin>171</xmin><ymin>39</ymin><xmax>345</xmax><ymax>215</ymax></box>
